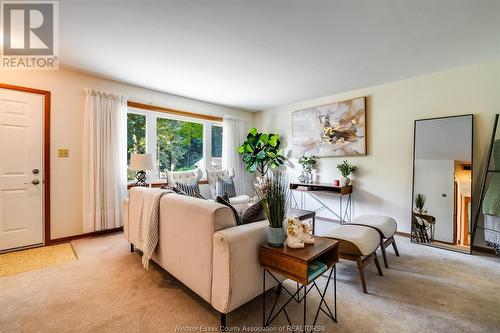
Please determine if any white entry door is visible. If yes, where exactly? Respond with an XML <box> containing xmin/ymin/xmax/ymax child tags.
<box><xmin>0</xmin><ymin>88</ymin><xmax>44</xmax><ymax>251</ymax></box>
<box><xmin>414</xmin><ymin>159</ymin><xmax>455</xmax><ymax>243</ymax></box>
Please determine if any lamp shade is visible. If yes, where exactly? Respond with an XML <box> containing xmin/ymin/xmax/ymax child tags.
<box><xmin>130</xmin><ymin>153</ymin><xmax>155</xmax><ymax>171</ymax></box>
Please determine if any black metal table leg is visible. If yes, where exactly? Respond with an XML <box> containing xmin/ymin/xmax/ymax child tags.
<box><xmin>262</xmin><ymin>269</ymin><xmax>266</xmax><ymax>327</ymax></box>
<box><xmin>340</xmin><ymin>195</ymin><xmax>343</xmax><ymax>224</ymax></box>
<box><xmin>334</xmin><ymin>265</ymin><xmax>337</xmax><ymax>322</ymax></box>
<box><xmin>303</xmin><ymin>284</ymin><xmax>307</xmax><ymax>329</ymax></box>
<box><xmin>262</xmin><ymin>267</ymin><xmax>337</xmax><ymax>328</ymax></box>
<box><xmin>220</xmin><ymin>313</ymin><xmax>227</xmax><ymax>331</ymax></box>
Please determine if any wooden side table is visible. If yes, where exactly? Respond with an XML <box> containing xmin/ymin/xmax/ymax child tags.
<box><xmin>259</xmin><ymin>237</ymin><xmax>339</xmax><ymax>329</ymax></box>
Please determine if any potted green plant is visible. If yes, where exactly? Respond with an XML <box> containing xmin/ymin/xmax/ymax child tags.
<box><xmin>254</xmin><ymin>171</ymin><xmax>291</xmax><ymax>246</ymax></box>
<box><xmin>238</xmin><ymin>128</ymin><xmax>285</xmax><ymax>176</ymax></box>
<box><xmin>415</xmin><ymin>193</ymin><xmax>427</xmax><ymax>214</ymax></box>
<box><xmin>336</xmin><ymin>160</ymin><xmax>358</xmax><ymax>186</ymax></box>
<box><xmin>298</xmin><ymin>155</ymin><xmax>318</xmax><ymax>183</ymax></box>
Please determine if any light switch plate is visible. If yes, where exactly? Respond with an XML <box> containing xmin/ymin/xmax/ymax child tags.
<box><xmin>58</xmin><ymin>149</ymin><xmax>69</xmax><ymax>157</ymax></box>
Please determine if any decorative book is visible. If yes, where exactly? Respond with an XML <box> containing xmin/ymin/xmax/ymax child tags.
<box><xmin>307</xmin><ymin>260</ymin><xmax>327</xmax><ymax>282</ymax></box>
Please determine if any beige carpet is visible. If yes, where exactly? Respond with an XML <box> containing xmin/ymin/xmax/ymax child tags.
<box><xmin>0</xmin><ymin>243</ymin><xmax>76</xmax><ymax>277</ymax></box>
<box><xmin>0</xmin><ymin>223</ymin><xmax>499</xmax><ymax>333</ymax></box>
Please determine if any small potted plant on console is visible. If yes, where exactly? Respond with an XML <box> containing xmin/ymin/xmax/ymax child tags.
<box><xmin>336</xmin><ymin>160</ymin><xmax>358</xmax><ymax>187</ymax></box>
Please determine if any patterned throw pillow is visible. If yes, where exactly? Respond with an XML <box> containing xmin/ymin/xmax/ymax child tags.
<box><xmin>175</xmin><ymin>181</ymin><xmax>206</xmax><ymax>199</ymax></box>
<box><xmin>161</xmin><ymin>184</ymin><xmax>188</xmax><ymax>195</ymax></box>
<box><xmin>215</xmin><ymin>176</ymin><xmax>236</xmax><ymax>198</ymax></box>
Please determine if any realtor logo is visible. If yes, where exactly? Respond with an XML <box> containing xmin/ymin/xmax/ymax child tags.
<box><xmin>1</xmin><ymin>1</ymin><xmax>59</xmax><ymax>69</ymax></box>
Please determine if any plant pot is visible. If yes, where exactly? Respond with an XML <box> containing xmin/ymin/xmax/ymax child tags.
<box><xmin>340</xmin><ymin>176</ymin><xmax>350</xmax><ymax>187</ymax></box>
<box><xmin>267</xmin><ymin>226</ymin><xmax>286</xmax><ymax>247</ymax></box>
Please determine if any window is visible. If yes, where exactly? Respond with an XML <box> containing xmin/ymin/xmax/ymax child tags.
<box><xmin>126</xmin><ymin>103</ymin><xmax>223</xmax><ymax>182</ymax></box>
<box><xmin>157</xmin><ymin>117</ymin><xmax>203</xmax><ymax>173</ymax></box>
<box><xmin>211</xmin><ymin>125</ymin><xmax>223</xmax><ymax>170</ymax></box>
<box><xmin>127</xmin><ymin>113</ymin><xmax>146</xmax><ymax>180</ymax></box>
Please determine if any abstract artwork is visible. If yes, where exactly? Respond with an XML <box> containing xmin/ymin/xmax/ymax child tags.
<box><xmin>292</xmin><ymin>97</ymin><xmax>366</xmax><ymax>157</ymax></box>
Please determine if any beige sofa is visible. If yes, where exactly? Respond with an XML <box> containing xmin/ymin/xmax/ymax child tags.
<box><xmin>124</xmin><ymin>187</ymin><xmax>277</xmax><ymax>326</ymax></box>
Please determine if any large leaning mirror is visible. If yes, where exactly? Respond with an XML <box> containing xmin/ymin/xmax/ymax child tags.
<box><xmin>411</xmin><ymin>115</ymin><xmax>473</xmax><ymax>253</ymax></box>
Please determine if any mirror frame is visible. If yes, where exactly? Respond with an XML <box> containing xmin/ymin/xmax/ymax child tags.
<box><xmin>411</xmin><ymin>114</ymin><xmax>474</xmax><ymax>254</ymax></box>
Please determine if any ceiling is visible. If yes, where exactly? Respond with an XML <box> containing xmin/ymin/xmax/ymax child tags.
<box><xmin>59</xmin><ymin>0</ymin><xmax>500</xmax><ymax>111</ymax></box>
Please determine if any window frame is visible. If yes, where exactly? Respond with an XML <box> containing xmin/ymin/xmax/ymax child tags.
<box><xmin>127</xmin><ymin>102</ymin><xmax>223</xmax><ymax>183</ymax></box>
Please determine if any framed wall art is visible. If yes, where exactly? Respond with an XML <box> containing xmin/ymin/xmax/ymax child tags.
<box><xmin>292</xmin><ymin>96</ymin><xmax>366</xmax><ymax>157</ymax></box>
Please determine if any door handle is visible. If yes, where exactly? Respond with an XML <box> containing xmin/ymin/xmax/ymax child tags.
<box><xmin>32</xmin><ymin>169</ymin><xmax>40</xmax><ymax>174</ymax></box>
<box><xmin>32</xmin><ymin>179</ymin><xmax>40</xmax><ymax>185</ymax></box>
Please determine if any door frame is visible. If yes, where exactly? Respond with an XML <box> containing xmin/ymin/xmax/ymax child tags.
<box><xmin>0</xmin><ymin>83</ymin><xmax>51</xmax><ymax>246</ymax></box>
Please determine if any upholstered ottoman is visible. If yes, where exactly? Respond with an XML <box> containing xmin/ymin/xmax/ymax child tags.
<box><xmin>349</xmin><ymin>215</ymin><xmax>399</xmax><ymax>268</ymax></box>
<box><xmin>317</xmin><ymin>224</ymin><xmax>383</xmax><ymax>293</ymax></box>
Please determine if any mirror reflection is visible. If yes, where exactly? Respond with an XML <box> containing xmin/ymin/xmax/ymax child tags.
<box><xmin>412</xmin><ymin>115</ymin><xmax>473</xmax><ymax>253</ymax></box>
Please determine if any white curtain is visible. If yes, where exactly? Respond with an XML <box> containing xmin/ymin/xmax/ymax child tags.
<box><xmin>83</xmin><ymin>88</ymin><xmax>127</xmax><ymax>232</ymax></box>
<box><xmin>222</xmin><ymin>116</ymin><xmax>250</xmax><ymax>195</ymax></box>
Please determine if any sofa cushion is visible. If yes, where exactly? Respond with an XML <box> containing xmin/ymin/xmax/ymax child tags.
<box><xmin>351</xmin><ymin>215</ymin><xmax>397</xmax><ymax>238</ymax></box>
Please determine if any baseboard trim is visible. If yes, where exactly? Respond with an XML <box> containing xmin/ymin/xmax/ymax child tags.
<box><xmin>50</xmin><ymin>227</ymin><xmax>123</xmax><ymax>245</ymax></box>
<box><xmin>396</xmin><ymin>231</ymin><xmax>410</xmax><ymax>238</ymax></box>
<box><xmin>472</xmin><ymin>245</ymin><xmax>497</xmax><ymax>255</ymax></box>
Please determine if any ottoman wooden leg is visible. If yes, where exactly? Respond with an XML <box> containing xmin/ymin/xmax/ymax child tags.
<box><xmin>374</xmin><ymin>252</ymin><xmax>383</xmax><ymax>276</ymax></box>
<box><xmin>380</xmin><ymin>239</ymin><xmax>389</xmax><ymax>268</ymax></box>
<box><xmin>391</xmin><ymin>237</ymin><xmax>400</xmax><ymax>256</ymax></box>
<box><xmin>356</xmin><ymin>257</ymin><xmax>368</xmax><ymax>294</ymax></box>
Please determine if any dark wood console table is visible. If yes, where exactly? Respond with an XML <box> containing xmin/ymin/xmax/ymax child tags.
<box><xmin>290</xmin><ymin>183</ymin><xmax>353</xmax><ymax>223</ymax></box>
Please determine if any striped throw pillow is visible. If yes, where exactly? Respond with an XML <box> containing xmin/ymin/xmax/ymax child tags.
<box><xmin>175</xmin><ymin>181</ymin><xmax>206</xmax><ymax>199</ymax></box>
<box><xmin>216</xmin><ymin>176</ymin><xmax>236</xmax><ymax>198</ymax></box>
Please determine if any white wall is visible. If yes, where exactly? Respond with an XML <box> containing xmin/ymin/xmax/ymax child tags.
<box><xmin>0</xmin><ymin>67</ymin><xmax>253</xmax><ymax>239</ymax></box>
<box><xmin>255</xmin><ymin>59</ymin><xmax>500</xmax><ymax>238</ymax></box>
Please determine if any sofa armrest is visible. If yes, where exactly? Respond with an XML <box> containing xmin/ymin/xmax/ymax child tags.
<box><xmin>211</xmin><ymin>221</ymin><xmax>279</xmax><ymax>313</ymax></box>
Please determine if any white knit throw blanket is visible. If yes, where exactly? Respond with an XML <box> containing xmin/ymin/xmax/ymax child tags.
<box><xmin>136</xmin><ymin>190</ymin><xmax>172</xmax><ymax>269</ymax></box>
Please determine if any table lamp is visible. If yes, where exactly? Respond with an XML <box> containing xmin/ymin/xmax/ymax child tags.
<box><xmin>130</xmin><ymin>153</ymin><xmax>155</xmax><ymax>186</ymax></box>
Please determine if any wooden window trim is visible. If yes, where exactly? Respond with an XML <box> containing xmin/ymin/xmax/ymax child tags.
<box><xmin>127</xmin><ymin>101</ymin><xmax>223</xmax><ymax>122</ymax></box>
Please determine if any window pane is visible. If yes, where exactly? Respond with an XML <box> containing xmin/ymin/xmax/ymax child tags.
<box><xmin>127</xmin><ymin>113</ymin><xmax>146</xmax><ymax>180</ymax></box>
<box><xmin>157</xmin><ymin>117</ymin><xmax>203</xmax><ymax>178</ymax></box>
<box><xmin>211</xmin><ymin>125</ymin><xmax>223</xmax><ymax>169</ymax></box>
